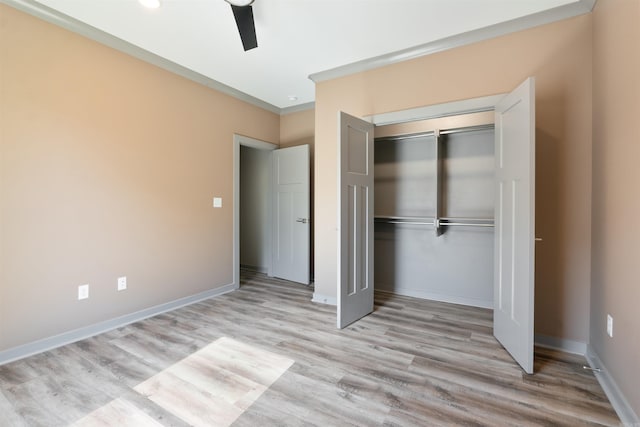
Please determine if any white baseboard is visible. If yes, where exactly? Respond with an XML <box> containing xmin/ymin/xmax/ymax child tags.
<box><xmin>376</xmin><ymin>287</ymin><xmax>493</xmax><ymax>309</ymax></box>
<box><xmin>311</xmin><ymin>293</ymin><xmax>337</xmax><ymax>305</ymax></box>
<box><xmin>534</xmin><ymin>334</ymin><xmax>588</xmax><ymax>355</ymax></box>
<box><xmin>240</xmin><ymin>264</ymin><xmax>268</xmax><ymax>274</ymax></box>
<box><xmin>585</xmin><ymin>345</ymin><xmax>640</xmax><ymax>426</ymax></box>
<box><xmin>499</xmin><ymin>335</ymin><xmax>639</xmax><ymax>425</ymax></box>
<box><xmin>534</xmin><ymin>337</ymin><xmax>640</xmax><ymax>426</ymax></box>
<box><xmin>0</xmin><ymin>283</ymin><xmax>237</xmax><ymax>366</ymax></box>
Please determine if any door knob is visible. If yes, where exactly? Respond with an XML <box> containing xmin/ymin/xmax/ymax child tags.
<box><xmin>296</xmin><ymin>218</ymin><xmax>309</xmax><ymax>224</ymax></box>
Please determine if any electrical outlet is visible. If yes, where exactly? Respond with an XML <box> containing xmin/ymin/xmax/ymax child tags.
<box><xmin>78</xmin><ymin>284</ymin><xmax>89</xmax><ymax>300</ymax></box>
<box><xmin>117</xmin><ymin>276</ymin><xmax>127</xmax><ymax>291</ymax></box>
<box><xmin>213</xmin><ymin>197</ymin><xmax>222</xmax><ymax>208</ymax></box>
<box><xmin>607</xmin><ymin>314</ymin><xmax>613</xmax><ymax>337</ymax></box>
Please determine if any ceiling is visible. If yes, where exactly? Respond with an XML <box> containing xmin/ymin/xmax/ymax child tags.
<box><xmin>14</xmin><ymin>0</ymin><xmax>587</xmax><ymax>112</ymax></box>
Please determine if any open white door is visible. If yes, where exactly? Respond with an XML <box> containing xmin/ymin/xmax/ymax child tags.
<box><xmin>338</xmin><ymin>112</ymin><xmax>375</xmax><ymax>328</ymax></box>
<box><xmin>272</xmin><ymin>145</ymin><xmax>310</xmax><ymax>285</ymax></box>
<box><xmin>494</xmin><ymin>77</ymin><xmax>536</xmax><ymax>374</ymax></box>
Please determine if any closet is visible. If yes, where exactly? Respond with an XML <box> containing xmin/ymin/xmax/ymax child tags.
<box><xmin>340</xmin><ymin>79</ymin><xmax>535</xmax><ymax>372</ymax></box>
<box><xmin>373</xmin><ymin>113</ymin><xmax>495</xmax><ymax>308</ymax></box>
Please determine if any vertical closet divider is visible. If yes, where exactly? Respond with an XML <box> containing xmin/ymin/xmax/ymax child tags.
<box><xmin>434</xmin><ymin>129</ymin><xmax>443</xmax><ymax>236</ymax></box>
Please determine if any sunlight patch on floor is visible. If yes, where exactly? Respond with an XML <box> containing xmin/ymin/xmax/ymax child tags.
<box><xmin>134</xmin><ymin>337</ymin><xmax>294</xmax><ymax>426</ymax></box>
<box><xmin>73</xmin><ymin>337</ymin><xmax>294</xmax><ymax>427</ymax></box>
<box><xmin>72</xmin><ymin>398</ymin><xmax>164</xmax><ymax>427</ymax></box>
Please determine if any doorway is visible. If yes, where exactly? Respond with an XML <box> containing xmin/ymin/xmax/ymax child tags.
<box><xmin>232</xmin><ymin>134</ymin><xmax>277</xmax><ymax>289</ymax></box>
<box><xmin>232</xmin><ymin>135</ymin><xmax>312</xmax><ymax>288</ymax></box>
<box><xmin>240</xmin><ymin>145</ymin><xmax>273</xmax><ymax>274</ymax></box>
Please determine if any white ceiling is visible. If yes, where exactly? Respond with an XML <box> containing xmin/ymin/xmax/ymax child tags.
<box><xmin>24</xmin><ymin>0</ymin><xmax>582</xmax><ymax>111</ymax></box>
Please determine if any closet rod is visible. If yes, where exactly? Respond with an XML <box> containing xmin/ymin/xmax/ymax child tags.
<box><xmin>440</xmin><ymin>222</ymin><xmax>494</xmax><ymax>228</ymax></box>
<box><xmin>383</xmin><ymin>220</ymin><xmax>435</xmax><ymax>226</ymax></box>
<box><xmin>439</xmin><ymin>123</ymin><xmax>494</xmax><ymax>135</ymax></box>
<box><xmin>375</xmin><ymin>219</ymin><xmax>493</xmax><ymax>227</ymax></box>
<box><xmin>375</xmin><ymin>216</ymin><xmax>494</xmax><ymax>228</ymax></box>
<box><xmin>440</xmin><ymin>217</ymin><xmax>494</xmax><ymax>222</ymax></box>
<box><xmin>374</xmin><ymin>216</ymin><xmax>435</xmax><ymax>226</ymax></box>
<box><xmin>375</xmin><ymin>215</ymin><xmax>431</xmax><ymax>221</ymax></box>
<box><xmin>439</xmin><ymin>217</ymin><xmax>495</xmax><ymax>228</ymax></box>
<box><xmin>374</xmin><ymin>123</ymin><xmax>495</xmax><ymax>143</ymax></box>
<box><xmin>375</xmin><ymin>131</ymin><xmax>436</xmax><ymax>143</ymax></box>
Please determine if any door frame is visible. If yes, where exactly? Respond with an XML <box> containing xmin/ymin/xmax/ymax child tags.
<box><xmin>364</xmin><ymin>94</ymin><xmax>506</xmax><ymax>126</ymax></box>
<box><xmin>232</xmin><ymin>134</ymin><xmax>278</xmax><ymax>289</ymax></box>
<box><xmin>347</xmin><ymin>94</ymin><xmax>508</xmax><ymax>304</ymax></box>
<box><xmin>358</xmin><ymin>91</ymin><xmax>539</xmax><ymax>370</ymax></box>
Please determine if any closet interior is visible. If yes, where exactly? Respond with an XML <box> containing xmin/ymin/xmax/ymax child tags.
<box><xmin>374</xmin><ymin>112</ymin><xmax>496</xmax><ymax>308</ymax></box>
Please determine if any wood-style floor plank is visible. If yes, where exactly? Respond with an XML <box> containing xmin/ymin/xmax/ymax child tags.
<box><xmin>0</xmin><ymin>270</ymin><xmax>620</xmax><ymax>426</ymax></box>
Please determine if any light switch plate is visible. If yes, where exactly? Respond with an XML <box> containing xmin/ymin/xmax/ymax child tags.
<box><xmin>213</xmin><ymin>197</ymin><xmax>222</xmax><ymax>208</ymax></box>
<box><xmin>78</xmin><ymin>284</ymin><xmax>89</xmax><ymax>300</ymax></box>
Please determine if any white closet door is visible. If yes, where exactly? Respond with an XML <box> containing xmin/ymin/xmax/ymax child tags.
<box><xmin>494</xmin><ymin>77</ymin><xmax>536</xmax><ymax>374</ymax></box>
<box><xmin>338</xmin><ymin>112</ymin><xmax>375</xmax><ymax>329</ymax></box>
<box><xmin>272</xmin><ymin>145</ymin><xmax>310</xmax><ymax>285</ymax></box>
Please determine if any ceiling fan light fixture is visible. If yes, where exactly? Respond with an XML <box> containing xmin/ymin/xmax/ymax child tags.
<box><xmin>226</xmin><ymin>0</ymin><xmax>255</xmax><ymax>6</ymax></box>
<box><xmin>139</xmin><ymin>0</ymin><xmax>161</xmax><ymax>9</ymax></box>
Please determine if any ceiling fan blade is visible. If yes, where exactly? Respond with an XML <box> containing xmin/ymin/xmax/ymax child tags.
<box><xmin>230</xmin><ymin>5</ymin><xmax>258</xmax><ymax>51</ymax></box>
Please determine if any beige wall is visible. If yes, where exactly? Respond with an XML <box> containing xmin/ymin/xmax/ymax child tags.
<box><xmin>315</xmin><ymin>14</ymin><xmax>593</xmax><ymax>343</ymax></box>
<box><xmin>0</xmin><ymin>4</ymin><xmax>279</xmax><ymax>351</ymax></box>
<box><xmin>591</xmin><ymin>0</ymin><xmax>640</xmax><ymax>415</ymax></box>
<box><xmin>280</xmin><ymin>109</ymin><xmax>315</xmax><ymax>149</ymax></box>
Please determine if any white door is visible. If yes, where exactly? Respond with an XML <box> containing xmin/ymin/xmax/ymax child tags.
<box><xmin>337</xmin><ymin>112</ymin><xmax>375</xmax><ymax>328</ymax></box>
<box><xmin>272</xmin><ymin>145</ymin><xmax>310</xmax><ymax>285</ymax></box>
<box><xmin>494</xmin><ymin>77</ymin><xmax>536</xmax><ymax>374</ymax></box>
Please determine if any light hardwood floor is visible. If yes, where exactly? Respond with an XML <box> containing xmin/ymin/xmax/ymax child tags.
<box><xmin>0</xmin><ymin>271</ymin><xmax>620</xmax><ymax>426</ymax></box>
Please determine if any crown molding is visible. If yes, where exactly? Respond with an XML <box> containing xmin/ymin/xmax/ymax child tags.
<box><xmin>1</xmin><ymin>0</ymin><xmax>281</xmax><ymax>114</ymax></box>
<box><xmin>3</xmin><ymin>0</ymin><xmax>596</xmax><ymax>114</ymax></box>
<box><xmin>309</xmin><ymin>0</ymin><xmax>596</xmax><ymax>83</ymax></box>
<box><xmin>280</xmin><ymin>102</ymin><xmax>315</xmax><ymax>115</ymax></box>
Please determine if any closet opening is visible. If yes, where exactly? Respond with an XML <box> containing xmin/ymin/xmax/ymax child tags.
<box><xmin>341</xmin><ymin>78</ymin><xmax>536</xmax><ymax>372</ymax></box>
<box><xmin>373</xmin><ymin>113</ymin><xmax>495</xmax><ymax>309</ymax></box>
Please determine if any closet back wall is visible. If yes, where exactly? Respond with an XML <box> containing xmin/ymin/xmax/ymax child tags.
<box><xmin>374</xmin><ymin>127</ymin><xmax>495</xmax><ymax>308</ymax></box>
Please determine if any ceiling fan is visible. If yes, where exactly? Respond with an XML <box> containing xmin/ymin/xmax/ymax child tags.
<box><xmin>225</xmin><ymin>0</ymin><xmax>258</xmax><ymax>51</ymax></box>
